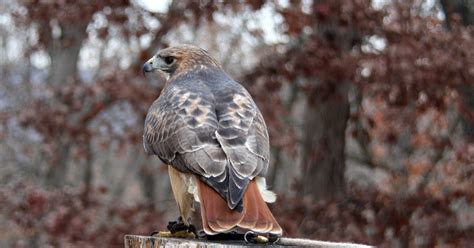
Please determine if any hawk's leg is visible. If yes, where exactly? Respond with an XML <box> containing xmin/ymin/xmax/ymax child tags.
<box><xmin>152</xmin><ymin>166</ymin><xmax>196</xmax><ymax>238</ymax></box>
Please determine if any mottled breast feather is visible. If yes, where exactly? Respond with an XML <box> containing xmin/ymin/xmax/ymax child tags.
<box><xmin>143</xmin><ymin>67</ymin><xmax>270</xmax><ymax>210</ymax></box>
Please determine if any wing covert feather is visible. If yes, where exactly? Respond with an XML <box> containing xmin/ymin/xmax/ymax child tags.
<box><xmin>143</xmin><ymin>84</ymin><xmax>226</xmax><ymax>177</ymax></box>
<box><xmin>214</xmin><ymin>89</ymin><xmax>270</xmax><ymax>179</ymax></box>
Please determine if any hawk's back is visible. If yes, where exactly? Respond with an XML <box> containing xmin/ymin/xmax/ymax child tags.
<box><xmin>143</xmin><ymin>66</ymin><xmax>270</xmax><ymax>210</ymax></box>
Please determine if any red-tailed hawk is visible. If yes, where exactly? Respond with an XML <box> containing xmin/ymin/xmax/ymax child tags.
<box><xmin>142</xmin><ymin>45</ymin><xmax>282</xmax><ymax>242</ymax></box>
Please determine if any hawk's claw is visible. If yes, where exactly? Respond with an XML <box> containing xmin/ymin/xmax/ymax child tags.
<box><xmin>167</xmin><ymin>220</ymin><xmax>194</xmax><ymax>234</ymax></box>
<box><xmin>157</xmin><ymin>219</ymin><xmax>197</xmax><ymax>238</ymax></box>
<box><xmin>188</xmin><ymin>224</ymin><xmax>197</xmax><ymax>236</ymax></box>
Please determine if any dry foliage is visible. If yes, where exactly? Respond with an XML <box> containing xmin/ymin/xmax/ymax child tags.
<box><xmin>0</xmin><ymin>0</ymin><xmax>472</xmax><ymax>246</ymax></box>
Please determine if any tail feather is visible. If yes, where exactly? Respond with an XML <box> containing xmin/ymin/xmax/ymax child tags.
<box><xmin>239</xmin><ymin>184</ymin><xmax>258</xmax><ymax>229</ymax></box>
<box><xmin>245</xmin><ymin>181</ymin><xmax>273</xmax><ymax>232</ymax></box>
<box><xmin>197</xmin><ymin>178</ymin><xmax>282</xmax><ymax>235</ymax></box>
<box><xmin>199</xmin><ymin>177</ymin><xmax>242</xmax><ymax>233</ymax></box>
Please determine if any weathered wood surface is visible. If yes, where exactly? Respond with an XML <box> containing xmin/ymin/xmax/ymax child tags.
<box><xmin>124</xmin><ymin>235</ymin><xmax>373</xmax><ymax>248</ymax></box>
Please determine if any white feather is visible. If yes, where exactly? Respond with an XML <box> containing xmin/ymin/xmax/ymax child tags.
<box><xmin>256</xmin><ymin>177</ymin><xmax>277</xmax><ymax>203</ymax></box>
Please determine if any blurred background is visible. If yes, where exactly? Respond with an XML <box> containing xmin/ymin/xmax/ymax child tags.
<box><xmin>0</xmin><ymin>0</ymin><xmax>473</xmax><ymax>247</ymax></box>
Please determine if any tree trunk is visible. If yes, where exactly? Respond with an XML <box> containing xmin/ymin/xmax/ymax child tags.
<box><xmin>82</xmin><ymin>141</ymin><xmax>94</xmax><ymax>204</ymax></box>
<box><xmin>47</xmin><ymin>21</ymin><xmax>87</xmax><ymax>86</ymax></box>
<box><xmin>301</xmin><ymin>81</ymin><xmax>350</xmax><ymax>199</ymax></box>
<box><xmin>139</xmin><ymin>163</ymin><xmax>157</xmax><ymax>206</ymax></box>
<box><xmin>440</xmin><ymin>0</ymin><xmax>474</xmax><ymax>142</ymax></box>
<box><xmin>458</xmin><ymin>84</ymin><xmax>474</xmax><ymax>141</ymax></box>
<box><xmin>299</xmin><ymin>0</ymin><xmax>359</xmax><ymax>200</ymax></box>
<box><xmin>43</xmin><ymin>20</ymin><xmax>88</xmax><ymax>188</ymax></box>
<box><xmin>45</xmin><ymin>139</ymin><xmax>71</xmax><ymax>187</ymax></box>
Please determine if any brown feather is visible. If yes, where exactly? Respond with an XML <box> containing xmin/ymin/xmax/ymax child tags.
<box><xmin>197</xmin><ymin>179</ymin><xmax>282</xmax><ymax>235</ymax></box>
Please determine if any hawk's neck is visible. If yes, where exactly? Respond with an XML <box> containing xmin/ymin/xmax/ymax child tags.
<box><xmin>169</xmin><ymin>64</ymin><xmax>229</xmax><ymax>84</ymax></box>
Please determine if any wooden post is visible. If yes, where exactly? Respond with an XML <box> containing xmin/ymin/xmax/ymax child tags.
<box><xmin>124</xmin><ymin>235</ymin><xmax>373</xmax><ymax>247</ymax></box>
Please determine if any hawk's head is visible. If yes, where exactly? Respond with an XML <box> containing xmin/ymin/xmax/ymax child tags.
<box><xmin>143</xmin><ymin>44</ymin><xmax>220</xmax><ymax>79</ymax></box>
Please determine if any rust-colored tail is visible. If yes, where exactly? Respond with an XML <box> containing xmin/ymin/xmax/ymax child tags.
<box><xmin>197</xmin><ymin>179</ymin><xmax>282</xmax><ymax>235</ymax></box>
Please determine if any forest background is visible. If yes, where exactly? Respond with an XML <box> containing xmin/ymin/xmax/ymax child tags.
<box><xmin>0</xmin><ymin>0</ymin><xmax>473</xmax><ymax>247</ymax></box>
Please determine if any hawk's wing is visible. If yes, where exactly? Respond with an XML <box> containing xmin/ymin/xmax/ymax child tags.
<box><xmin>214</xmin><ymin>88</ymin><xmax>270</xmax><ymax>208</ymax></box>
<box><xmin>143</xmin><ymin>83</ymin><xmax>227</xmax><ymax>178</ymax></box>
<box><xmin>143</xmin><ymin>77</ymin><xmax>269</xmax><ymax>209</ymax></box>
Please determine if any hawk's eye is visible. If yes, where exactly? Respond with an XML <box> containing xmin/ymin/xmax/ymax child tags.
<box><xmin>163</xmin><ymin>56</ymin><xmax>175</xmax><ymax>65</ymax></box>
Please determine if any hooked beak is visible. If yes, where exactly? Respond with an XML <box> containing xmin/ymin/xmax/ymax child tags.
<box><xmin>142</xmin><ymin>57</ymin><xmax>155</xmax><ymax>76</ymax></box>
